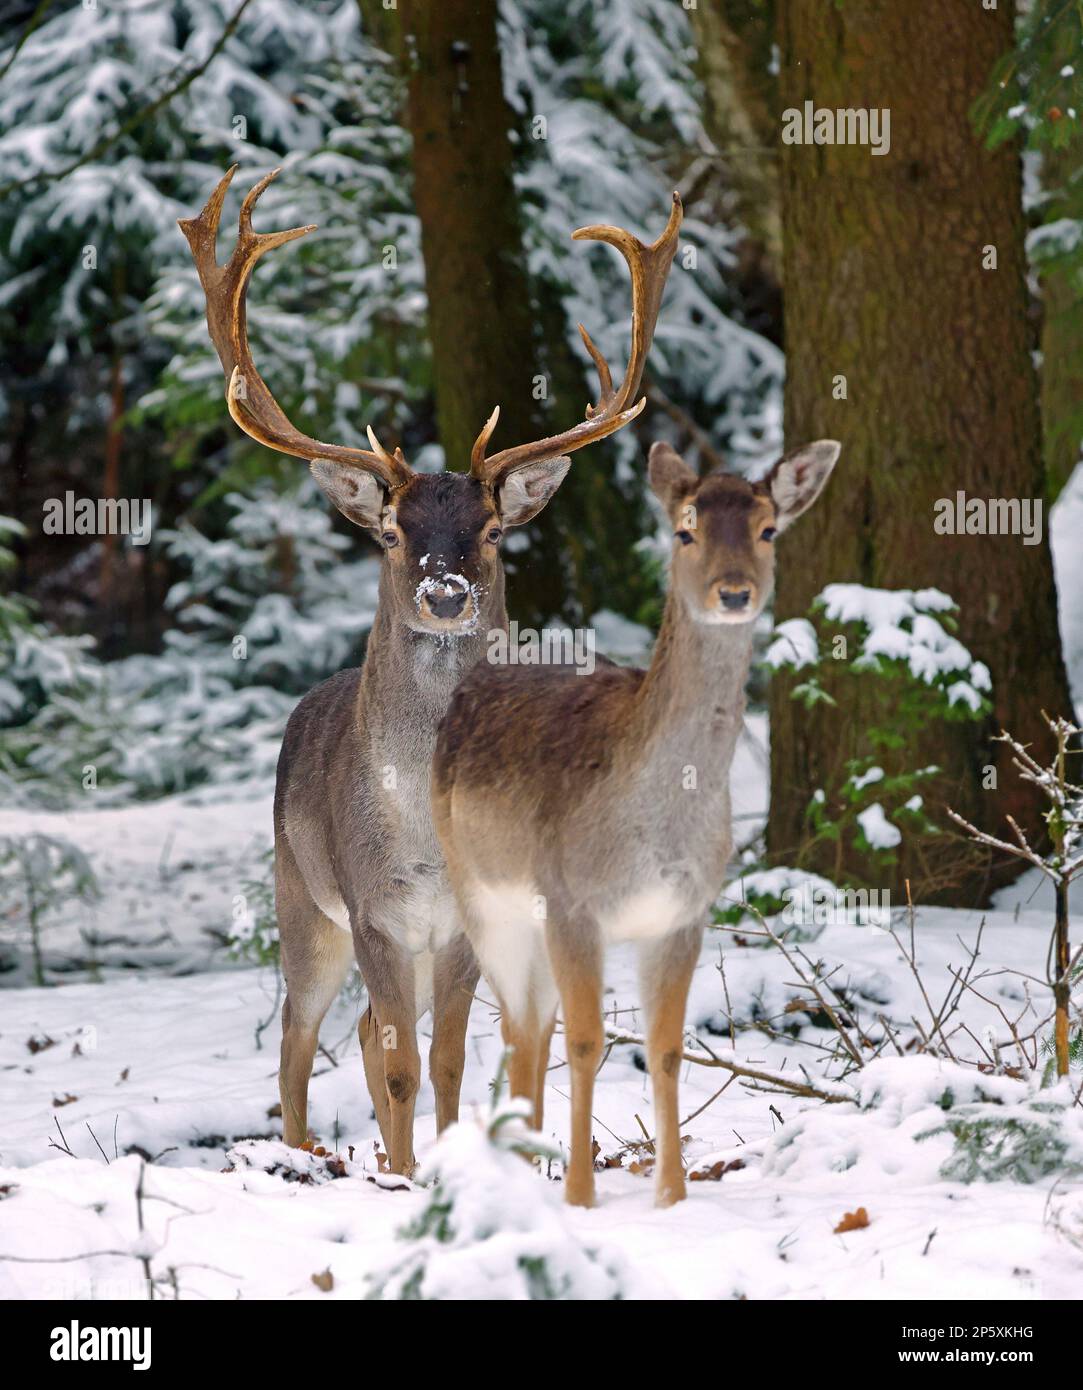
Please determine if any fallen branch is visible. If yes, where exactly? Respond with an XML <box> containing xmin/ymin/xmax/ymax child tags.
<box><xmin>605</xmin><ymin>1027</ymin><xmax>856</xmax><ymax>1105</ymax></box>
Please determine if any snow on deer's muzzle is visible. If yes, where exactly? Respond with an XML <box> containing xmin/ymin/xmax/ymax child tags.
<box><xmin>415</xmin><ymin>572</ymin><xmax>477</xmax><ymax>630</ymax></box>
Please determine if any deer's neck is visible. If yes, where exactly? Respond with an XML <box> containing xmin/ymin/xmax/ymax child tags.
<box><xmin>631</xmin><ymin>587</ymin><xmax>754</xmax><ymax>764</ymax></box>
<box><xmin>361</xmin><ymin>580</ymin><xmax>507</xmax><ymax>720</ymax></box>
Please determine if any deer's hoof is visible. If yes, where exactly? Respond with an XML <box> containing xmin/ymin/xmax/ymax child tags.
<box><xmin>563</xmin><ymin>1178</ymin><xmax>596</xmax><ymax>1209</ymax></box>
<box><xmin>654</xmin><ymin>1179</ymin><xmax>686</xmax><ymax>1209</ymax></box>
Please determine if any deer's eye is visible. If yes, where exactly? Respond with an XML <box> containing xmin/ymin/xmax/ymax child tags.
<box><xmin>760</xmin><ymin>526</ymin><xmax>777</xmax><ymax>543</ymax></box>
<box><xmin>486</xmin><ymin>526</ymin><xmax>503</xmax><ymax>544</ymax></box>
<box><xmin>382</xmin><ymin>531</ymin><xmax>399</xmax><ymax>549</ymax></box>
<box><xmin>675</xmin><ymin>529</ymin><xmax>694</xmax><ymax>546</ymax></box>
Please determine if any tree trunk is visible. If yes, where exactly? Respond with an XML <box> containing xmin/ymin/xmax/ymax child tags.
<box><xmin>688</xmin><ymin>0</ymin><xmax>781</xmax><ymax>276</ymax></box>
<box><xmin>767</xmin><ymin>1</ymin><xmax>1074</xmax><ymax>904</ymax></box>
<box><xmin>378</xmin><ymin>0</ymin><xmax>647</xmax><ymax>625</ymax></box>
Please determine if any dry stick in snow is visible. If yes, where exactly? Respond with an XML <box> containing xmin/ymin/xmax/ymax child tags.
<box><xmin>742</xmin><ymin>903</ymin><xmax>866</xmax><ymax>1069</ymax></box>
<box><xmin>604</xmin><ymin>1028</ymin><xmax>855</xmax><ymax>1105</ymax></box>
<box><xmin>949</xmin><ymin>714</ymin><xmax>1083</xmax><ymax>1077</ymax></box>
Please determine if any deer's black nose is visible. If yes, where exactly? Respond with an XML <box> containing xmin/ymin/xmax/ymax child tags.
<box><xmin>720</xmin><ymin>587</ymin><xmax>751</xmax><ymax>611</ymax></box>
<box><xmin>426</xmin><ymin>584</ymin><xmax>468</xmax><ymax>618</ymax></box>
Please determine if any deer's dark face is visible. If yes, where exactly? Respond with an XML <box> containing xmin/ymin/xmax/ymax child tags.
<box><xmin>311</xmin><ymin>452</ymin><xmax>572</xmax><ymax>638</ymax></box>
<box><xmin>648</xmin><ymin>440</ymin><xmax>840</xmax><ymax>626</ymax></box>
<box><xmin>379</xmin><ymin>472</ymin><xmax>503</xmax><ymax>635</ymax></box>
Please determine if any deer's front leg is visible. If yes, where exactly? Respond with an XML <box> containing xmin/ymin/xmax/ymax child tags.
<box><xmin>351</xmin><ymin>920</ymin><xmax>420</xmax><ymax>1177</ymax></box>
<box><xmin>637</xmin><ymin>923</ymin><xmax>703</xmax><ymax>1207</ymax></box>
<box><xmin>547</xmin><ymin>924</ymin><xmax>604</xmax><ymax>1208</ymax></box>
<box><xmin>429</xmin><ymin>932</ymin><xmax>480</xmax><ymax>1132</ymax></box>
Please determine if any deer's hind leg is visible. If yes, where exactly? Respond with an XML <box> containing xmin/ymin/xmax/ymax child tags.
<box><xmin>637</xmin><ymin>923</ymin><xmax>703</xmax><ymax>1207</ymax></box>
<box><xmin>277</xmin><ymin>840</ymin><xmax>353</xmax><ymax>1148</ymax></box>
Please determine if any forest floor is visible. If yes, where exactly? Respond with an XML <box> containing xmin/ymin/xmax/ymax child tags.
<box><xmin>2</xmin><ymin>742</ymin><xmax>1081</xmax><ymax>1299</ymax></box>
<box><xmin>2</xmin><ymin>472</ymin><xmax>1082</xmax><ymax>1300</ymax></box>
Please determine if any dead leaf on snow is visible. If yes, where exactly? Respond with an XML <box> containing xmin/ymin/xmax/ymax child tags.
<box><xmin>834</xmin><ymin>1206</ymin><xmax>870</xmax><ymax>1233</ymax></box>
<box><xmin>689</xmin><ymin>1158</ymin><xmax>745</xmax><ymax>1182</ymax></box>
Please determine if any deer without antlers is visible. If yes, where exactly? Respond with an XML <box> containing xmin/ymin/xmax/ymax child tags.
<box><xmin>179</xmin><ymin>166</ymin><xmax>682</xmax><ymax>1173</ymax></box>
<box><xmin>433</xmin><ymin>437</ymin><xmax>840</xmax><ymax>1206</ymax></box>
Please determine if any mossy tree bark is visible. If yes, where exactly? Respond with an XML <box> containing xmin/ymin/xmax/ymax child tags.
<box><xmin>767</xmin><ymin>1</ymin><xmax>1074</xmax><ymax>903</ymax></box>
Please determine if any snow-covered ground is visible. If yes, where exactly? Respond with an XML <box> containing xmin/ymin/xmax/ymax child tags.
<box><xmin>2</xmin><ymin>825</ymin><xmax>1081</xmax><ymax>1299</ymax></box>
<box><xmin>1</xmin><ymin>917</ymin><xmax>1081</xmax><ymax>1299</ymax></box>
<box><xmin>2</xmin><ymin>476</ymin><xmax>1083</xmax><ymax>1300</ymax></box>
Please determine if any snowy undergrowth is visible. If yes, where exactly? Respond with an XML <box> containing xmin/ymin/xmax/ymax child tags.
<box><xmin>2</xmin><ymin>894</ymin><xmax>1082</xmax><ymax>1299</ymax></box>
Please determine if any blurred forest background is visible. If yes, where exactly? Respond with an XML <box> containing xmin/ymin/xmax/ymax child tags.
<box><xmin>2</xmin><ymin>0</ymin><xmax>1083</xmax><ymax>915</ymax></box>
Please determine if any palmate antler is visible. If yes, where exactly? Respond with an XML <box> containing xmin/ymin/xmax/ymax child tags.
<box><xmin>469</xmin><ymin>192</ymin><xmax>684</xmax><ymax>487</ymax></box>
<box><xmin>180</xmin><ymin>167</ymin><xmax>682</xmax><ymax>491</ymax></box>
<box><xmin>178</xmin><ymin>165</ymin><xmax>411</xmax><ymax>489</ymax></box>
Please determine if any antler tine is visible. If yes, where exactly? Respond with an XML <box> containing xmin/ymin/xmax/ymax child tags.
<box><xmin>179</xmin><ymin>166</ymin><xmax>410</xmax><ymax>490</ymax></box>
<box><xmin>470</xmin><ymin>191</ymin><xmax>682</xmax><ymax>487</ymax></box>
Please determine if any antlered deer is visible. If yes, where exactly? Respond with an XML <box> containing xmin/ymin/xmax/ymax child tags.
<box><xmin>179</xmin><ymin>167</ymin><xmax>682</xmax><ymax>1174</ymax></box>
<box><xmin>432</xmin><ymin>438</ymin><xmax>839</xmax><ymax>1206</ymax></box>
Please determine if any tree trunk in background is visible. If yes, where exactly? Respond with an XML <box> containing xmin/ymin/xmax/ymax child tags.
<box><xmin>98</xmin><ymin>351</ymin><xmax>123</xmax><ymax>610</ymax></box>
<box><xmin>768</xmin><ymin>1</ymin><xmax>1074</xmax><ymax>904</ymax></box>
<box><xmin>375</xmin><ymin>0</ymin><xmax>645</xmax><ymax>625</ymax></box>
<box><xmin>376</xmin><ymin>0</ymin><xmax>647</xmax><ymax>626</ymax></box>
<box><xmin>689</xmin><ymin>0</ymin><xmax>781</xmax><ymax>278</ymax></box>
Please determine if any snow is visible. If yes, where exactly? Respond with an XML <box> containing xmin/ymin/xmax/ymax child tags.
<box><xmin>763</xmin><ymin>617</ymin><xmax>818</xmax><ymax>670</ymax></box>
<box><xmin>2</xmin><ymin>783</ymin><xmax>1081</xmax><ymax>1298</ymax></box>
<box><xmin>857</xmin><ymin>801</ymin><xmax>903</xmax><ymax>849</ymax></box>
<box><xmin>1052</xmin><ymin>464</ymin><xmax>1083</xmax><ymax>710</ymax></box>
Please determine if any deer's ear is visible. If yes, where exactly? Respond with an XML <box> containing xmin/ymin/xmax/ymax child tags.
<box><xmin>648</xmin><ymin>442</ymin><xmax>698</xmax><ymax>521</ymax></box>
<box><xmin>310</xmin><ymin>460</ymin><xmax>385</xmax><ymax>533</ymax></box>
<box><xmin>765</xmin><ymin>440</ymin><xmax>840</xmax><ymax>532</ymax></box>
<box><xmin>497</xmin><ymin>455</ymin><xmax>571</xmax><ymax>527</ymax></box>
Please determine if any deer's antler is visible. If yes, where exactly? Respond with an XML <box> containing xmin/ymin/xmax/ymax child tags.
<box><xmin>470</xmin><ymin>192</ymin><xmax>683</xmax><ymax>487</ymax></box>
<box><xmin>178</xmin><ymin>166</ymin><xmax>411</xmax><ymax>490</ymax></box>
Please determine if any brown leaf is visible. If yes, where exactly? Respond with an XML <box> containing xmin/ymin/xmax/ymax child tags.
<box><xmin>373</xmin><ymin>1142</ymin><xmax>388</xmax><ymax>1173</ymax></box>
<box><xmin>27</xmin><ymin>1034</ymin><xmax>55</xmax><ymax>1055</ymax></box>
<box><xmin>116</xmin><ymin>1068</ymin><xmax>130</xmax><ymax>1084</ymax></box>
<box><xmin>834</xmin><ymin>1206</ymin><xmax>870</xmax><ymax>1234</ymax></box>
<box><xmin>689</xmin><ymin>1157</ymin><xmax>745</xmax><ymax>1183</ymax></box>
<box><xmin>52</xmin><ymin>1093</ymin><xmax>77</xmax><ymax>1108</ymax></box>
<box><xmin>784</xmin><ymin>997</ymin><xmax>813</xmax><ymax>1014</ymax></box>
<box><xmin>299</xmin><ymin>1140</ymin><xmax>315</xmax><ymax>1153</ymax></box>
<box><xmin>311</xmin><ymin>1268</ymin><xmax>334</xmax><ymax>1293</ymax></box>
<box><xmin>325</xmin><ymin>1157</ymin><xmax>347</xmax><ymax>1179</ymax></box>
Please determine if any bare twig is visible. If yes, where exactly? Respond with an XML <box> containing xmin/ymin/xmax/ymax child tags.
<box><xmin>605</xmin><ymin>1027</ymin><xmax>855</xmax><ymax>1104</ymax></box>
